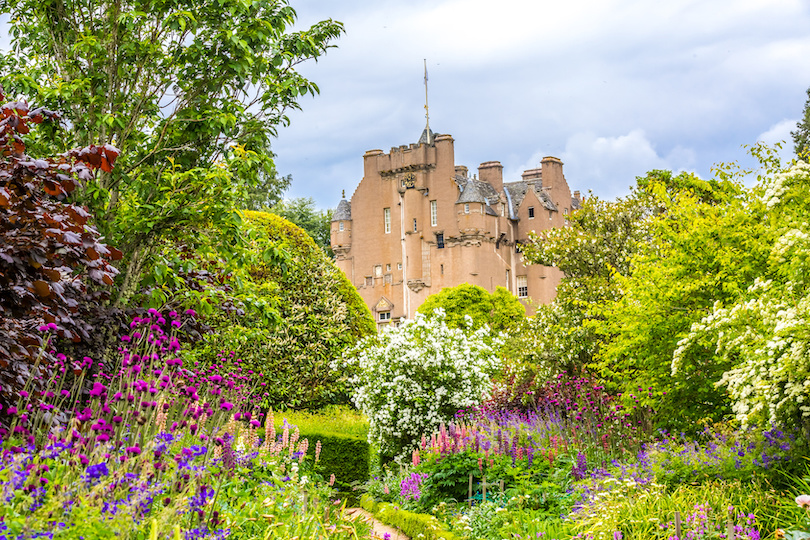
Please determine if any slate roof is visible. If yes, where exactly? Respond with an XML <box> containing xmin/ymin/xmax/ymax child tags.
<box><xmin>332</xmin><ymin>198</ymin><xmax>352</xmax><ymax>221</ymax></box>
<box><xmin>456</xmin><ymin>179</ymin><xmax>501</xmax><ymax>206</ymax></box>
<box><xmin>503</xmin><ymin>181</ymin><xmax>529</xmax><ymax>212</ymax></box>
<box><xmin>456</xmin><ymin>180</ymin><xmax>487</xmax><ymax>204</ymax></box>
<box><xmin>571</xmin><ymin>194</ymin><xmax>583</xmax><ymax>210</ymax></box>
<box><xmin>502</xmin><ymin>180</ymin><xmax>559</xmax><ymax>215</ymax></box>
<box><xmin>537</xmin><ymin>190</ymin><xmax>557</xmax><ymax>212</ymax></box>
<box><xmin>418</xmin><ymin>127</ymin><xmax>434</xmax><ymax>145</ymax></box>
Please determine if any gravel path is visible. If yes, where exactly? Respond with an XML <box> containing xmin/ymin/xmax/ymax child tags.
<box><xmin>345</xmin><ymin>507</ymin><xmax>410</xmax><ymax>540</ymax></box>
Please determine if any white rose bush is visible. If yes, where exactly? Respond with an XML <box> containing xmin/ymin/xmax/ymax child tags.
<box><xmin>337</xmin><ymin>309</ymin><xmax>500</xmax><ymax>460</ymax></box>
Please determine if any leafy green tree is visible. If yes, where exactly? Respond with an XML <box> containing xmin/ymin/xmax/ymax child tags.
<box><xmin>238</xmin><ymin>173</ymin><xmax>291</xmax><ymax>212</ymax></box>
<box><xmin>0</xmin><ymin>0</ymin><xmax>343</xmax><ymax>301</ymax></box>
<box><xmin>592</xmin><ymin>171</ymin><xmax>772</xmax><ymax>430</ymax></box>
<box><xmin>519</xmin><ymin>194</ymin><xmax>646</xmax><ymax>374</ymax></box>
<box><xmin>793</xmin><ymin>86</ymin><xmax>810</xmax><ymax>159</ymax></box>
<box><xmin>417</xmin><ymin>283</ymin><xmax>525</xmax><ymax>334</ymax></box>
<box><xmin>674</xmin><ymin>159</ymin><xmax>810</xmax><ymax>433</ymax></box>
<box><xmin>269</xmin><ymin>197</ymin><xmax>333</xmax><ymax>255</ymax></box>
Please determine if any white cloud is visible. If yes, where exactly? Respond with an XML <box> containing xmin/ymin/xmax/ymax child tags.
<box><xmin>558</xmin><ymin>130</ymin><xmax>697</xmax><ymax>197</ymax></box>
<box><xmin>757</xmin><ymin>119</ymin><xmax>796</xmax><ymax>146</ymax></box>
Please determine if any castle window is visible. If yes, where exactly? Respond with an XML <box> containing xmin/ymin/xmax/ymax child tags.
<box><xmin>517</xmin><ymin>275</ymin><xmax>528</xmax><ymax>298</ymax></box>
<box><xmin>501</xmin><ymin>204</ymin><xmax>505</xmax><ymax>217</ymax></box>
<box><xmin>413</xmin><ymin>218</ymin><xmax>417</xmax><ymax>232</ymax></box>
<box><xmin>374</xmin><ymin>265</ymin><xmax>382</xmax><ymax>277</ymax></box>
<box><xmin>436</xmin><ymin>233</ymin><xmax>445</xmax><ymax>249</ymax></box>
<box><xmin>440</xmin><ymin>264</ymin><xmax>444</xmax><ymax>275</ymax></box>
<box><xmin>397</xmin><ymin>262</ymin><xmax>402</xmax><ymax>270</ymax></box>
<box><xmin>386</xmin><ymin>264</ymin><xmax>391</xmax><ymax>272</ymax></box>
<box><xmin>379</xmin><ymin>311</ymin><xmax>391</xmax><ymax>322</ymax></box>
<box><xmin>430</xmin><ymin>200</ymin><xmax>437</xmax><ymax>226</ymax></box>
<box><xmin>365</xmin><ymin>276</ymin><xmax>372</xmax><ymax>287</ymax></box>
<box><xmin>549</xmin><ymin>210</ymin><xmax>553</xmax><ymax>220</ymax></box>
<box><xmin>339</xmin><ymin>221</ymin><xmax>344</xmax><ymax>232</ymax></box>
<box><xmin>384</xmin><ymin>208</ymin><xmax>391</xmax><ymax>234</ymax></box>
<box><xmin>464</xmin><ymin>203</ymin><xmax>470</xmax><ymax>214</ymax></box>
<box><xmin>528</xmin><ymin>207</ymin><xmax>535</xmax><ymax>219</ymax></box>
<box><xmin>506</xmin><ymin>269</ymin><xmax>511</xmax><ymax>291</ymax></box>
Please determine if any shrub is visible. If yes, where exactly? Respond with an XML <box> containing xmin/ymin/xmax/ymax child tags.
<box><xmin>187</xmin><ymin>211</ymin><xmax>375</xmax><ymax>409</ymax></box>
<box><xmin>308</xmin><ymin>430</ymin><xmax>370</xmax><ymax>494</ymax></box>
<box><xmin>360</xmin><ymin>494</ymin><xmax>461</xmax><ymax>540</ymax></box>
<box><xmin>339</xmin><ymin>310</ymin><xmax>500</xmax><ymax>461</ymax></box>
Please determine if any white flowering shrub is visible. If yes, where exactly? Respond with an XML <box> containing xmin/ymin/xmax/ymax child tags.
<box><xmin>338</xmin><ymin>309</ymin><xmax>500</xmax><ymax>460</ymax></box>
<box><xmin>673</xmin><ymin>160</ymin><xmax>810</xmax><ymax>432</ymax></box>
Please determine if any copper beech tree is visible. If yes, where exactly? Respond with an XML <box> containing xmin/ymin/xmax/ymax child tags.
<box><xmin>0</xmin><ymin>87</ymin><xmax>121</xmax><ymax>414</ymax></box>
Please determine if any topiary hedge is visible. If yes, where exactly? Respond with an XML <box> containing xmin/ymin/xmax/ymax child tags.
<box><xmin>302</xmin><ymin>429</ymin><xmax>370</xmax><ymax>500</ymax></box>
<box><xmin>360</xmin><ymin>494</ymin><xmax>461</xmax><ymax>540</ymax></box>
<box><xmin>186</xmin><ymin>211</ymin><xmax>375</xmax><ymax>410</ymax></box>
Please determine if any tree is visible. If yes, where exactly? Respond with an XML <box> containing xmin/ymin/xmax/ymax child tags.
<box><xmin>519</xmin><ymin>193</ymin><xmax>646</xmax><ymax>374</ymax></box>
<box><xmin>592</xmin><ymin>170</ymin><xmax>772</xmax><ymax>430</ymax></box>
<box><xmin>417</xmin><ymin>283</ymin><xmax>525</xmax><ymax>334</ymax></box>
<box><xmin>269</xmin><ymin>197</ymin><xmax>333</xmax><ymax>255</ymax></box>
<box><xmin>793</xmin><ymin>86</ymin><xmax>810</xmax><ymax>159</ymax></box>
<box><xmin>0</xmin><ymin>0</ymin><xmax>343</xmax><ymax>301</ymax></box>
<box><xmin>674</xmin><ymin>159</ymin><xmax>810</xmax><ymax>433</ymax></box>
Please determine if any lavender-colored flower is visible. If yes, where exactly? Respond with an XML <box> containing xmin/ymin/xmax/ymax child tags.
<box><xmin>83</xmin><ymin>462</ymin><xmax>109</xmax><ymax>484</ymax></box>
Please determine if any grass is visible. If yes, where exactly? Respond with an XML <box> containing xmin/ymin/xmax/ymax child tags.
<box><xmin>274</xmin><ymin>404</ymin><xmax>370</xmax><ymax>438</ymax></box>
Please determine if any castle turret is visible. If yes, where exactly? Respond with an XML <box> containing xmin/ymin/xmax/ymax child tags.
<box><xmin>330</xmin><ymin>194</ymin><xmax>352</xmax><ymax>256</ymax></box>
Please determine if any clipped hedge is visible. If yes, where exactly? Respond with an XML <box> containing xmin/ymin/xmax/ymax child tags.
<box><xmin>360</xmin><ymin>494</ymin><xmax>461</xmax><ymax>540</ymax></box>
<box><xmin>300</xmin><ymin>429</ymin><xmax>370</xmax><ymax>498</ymax></box>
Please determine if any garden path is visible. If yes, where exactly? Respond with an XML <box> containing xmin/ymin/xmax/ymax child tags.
<box><xmin>345</xmin><ymin>507</ymin><xmax>410</xmax><ymax>540</ymax></box>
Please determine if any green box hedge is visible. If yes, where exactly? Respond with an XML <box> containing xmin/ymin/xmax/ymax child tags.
<box><xmin>300</xmin><ymin>429</ymin><xmax>370</xmax><ymax>494</ymax></box>
<box><xmin>360</xmin><ymin>494</ymin><xmax>461</xmax><ymax>540</ymax></box>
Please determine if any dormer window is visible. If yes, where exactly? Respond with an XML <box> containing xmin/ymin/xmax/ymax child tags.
<box><xmin>339</xmin><ymin>221</ymin><xmax>344</xmax><ymax>232</ymax></box>
<box><xmin>528</xmin><ymin>207</ymin><xmax>535</xmax><ymax>219</ymax></box>
<box><xmin>464</xmin><ymin>203</ymin><xmax>470</xmax><ymax>214</ymax></box>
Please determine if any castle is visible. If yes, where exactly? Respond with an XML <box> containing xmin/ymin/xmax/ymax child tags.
<box><xmin>330</xmin><ymin>128</ymin><xmax>581</xmax><ymax>326</ymax></box>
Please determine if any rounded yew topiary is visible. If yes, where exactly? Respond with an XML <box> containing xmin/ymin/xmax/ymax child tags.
<box><xmin>188</xmin><ymin>211</ymin><xmax>375</xmax><ymax>410</ymax></box>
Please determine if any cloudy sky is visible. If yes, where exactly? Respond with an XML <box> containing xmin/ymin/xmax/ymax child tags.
<box><xmin>272</xmin><ymin>0</ymin><xmax>810</xmax><ymax>209</ymax></box>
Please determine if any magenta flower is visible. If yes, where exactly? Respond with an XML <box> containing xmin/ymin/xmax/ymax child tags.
<box><xmin>220</xmin><ymin>402</ymin><xmax>233</xmax><ymax>411</ymax></box>
<box><xmin>89</xmin><ymin>382</ymin><xmax>106</xmax><ymax>397</ymax></box>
